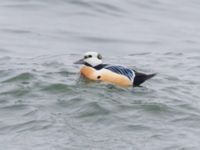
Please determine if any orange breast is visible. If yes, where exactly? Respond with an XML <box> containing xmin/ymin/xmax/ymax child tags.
<box><xmin>80</xmin><ymin>66</ymin><xmax>132</xmax><ymax>87</ymax></box>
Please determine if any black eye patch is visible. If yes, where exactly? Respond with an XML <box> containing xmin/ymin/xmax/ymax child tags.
<box><xmin>88</xmin><ymin>55</ymin><xmax>92</xmax><ymax>58</ymax></box>
<box><xmin>84</xmin><ymin>56</ymin><xmax>88</xmax><ymax>59</ymax></box>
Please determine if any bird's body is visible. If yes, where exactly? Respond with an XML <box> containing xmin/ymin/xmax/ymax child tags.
<box><xmin>75</xmin><ymin>52</ymin><xmax>156</xmax><ymax>87</ymax></box>
<box><xmin>80</xmin><ymin>65</ymin><xmax>133</xmax><ymax>87</ymax></box>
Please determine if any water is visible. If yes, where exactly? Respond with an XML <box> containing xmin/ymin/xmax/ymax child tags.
<box><xmin>0</xmin><ymin>0</ymin><xmax>200</xmax><ymax>149</ymax></box>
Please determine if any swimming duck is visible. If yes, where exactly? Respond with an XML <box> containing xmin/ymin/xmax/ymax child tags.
<box><xmin>74</xmin><ymin>52</ymin><xmax>156</xmax><ymax>87</ymax></box>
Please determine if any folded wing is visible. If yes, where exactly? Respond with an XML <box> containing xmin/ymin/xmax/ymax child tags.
<box><xmin>105</xmin><ymin>65</ymin><xmax>135</xmax><ymax>81</ymax></box>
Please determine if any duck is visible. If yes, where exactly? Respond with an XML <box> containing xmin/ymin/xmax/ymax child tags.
<box><xmin>74</xmin><ymin>52</ymin><xmax>156</xmax><ymax>87</ymax></box>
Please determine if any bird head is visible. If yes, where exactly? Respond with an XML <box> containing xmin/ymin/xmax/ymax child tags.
<box><xmin>74</xmin><ymin>52</ymin><xmax>103</xmax><ymax>67</ymax></box>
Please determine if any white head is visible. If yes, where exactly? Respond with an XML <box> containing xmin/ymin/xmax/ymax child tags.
<box><xmin>74</xmin><ymin>52</ymin><xmax>103</xmax><ymax>67</ymax></box>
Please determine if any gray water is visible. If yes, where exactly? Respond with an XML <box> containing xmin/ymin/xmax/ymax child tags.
<box><xmin>0</xmin><ymin>0</ymin><xmax>200</xmax><ymax>149</ymax></box>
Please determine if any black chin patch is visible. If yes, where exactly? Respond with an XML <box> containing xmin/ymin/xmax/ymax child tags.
<box><xmin>84</xmin><ymin>62</ymin><xmax>92</xmax><ymax>67</ymax></box>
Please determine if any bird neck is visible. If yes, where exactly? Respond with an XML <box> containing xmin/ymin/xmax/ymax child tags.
<box><xmin>94</xmin><ymin>64</ymin><xmax>108</xmax><ymax>70</ymax></box>
<box><xmin>84</xmin><ymin>63</ymin><xmax>107</xmax><ymax>70</ymax></box>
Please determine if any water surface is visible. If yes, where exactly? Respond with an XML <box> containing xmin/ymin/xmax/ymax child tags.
<box><xmin>0</xmin><ymin>0</ymin><xmax>200</xmax><ymax>149</ymax></box>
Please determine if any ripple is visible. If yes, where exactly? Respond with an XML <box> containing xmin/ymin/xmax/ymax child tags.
<box><xmin>2</xmin><ymin>72</ymin><xmax>35</xmax><ymax>83</ymax></box>
<box><xmin>129</xmin><ymin>52</ymin><xmax>151</xmax><ymax>56</ymax></box>
<box><xmin>1</xmin><ymin>104</ymin><xmax>28</xmax><ymax>110</ymax></box>
<box><xmin>67</xmin><ymin>0</ymin><xmax>92</xmax><ymax>8</ymax></box>
<box><xmin>2</xmin><ymin>2</ymin><xmax>46</xmax><ymax>9</ymax></box>
<box><xmin>0</xmin><ymin>88</ymin><xmax>30</xmax><ymax>97</ymax></box>
<box><xmin>75</xmin><ymin>102</ymin><xmax>110</xmax><ymax>119</ymax></box>
<box><xmin>0</xmin><ymin>48</ymin><xmax>11</xmax><ymax>53</ymax></box>
<box><xmin>41</xmin><ymin>83</ymin><xmax>75</xmax><ymax>93</ymax></box>
<box><xmin>91</xmin><ymin>1</ymin><xmax>125</xmax><ymax>17</ymax></box>
<box><xmin>67</xmin><ymin>0</ymin><xmax>125</xmax><ymax>17</ymax></box>
<box><xmin>1</xmin><ymin>28</ymin><xmax>33</xmax><ymax>34</ymax></box>
<box><xmin>140</xmin><ymin>103</ymin><xmax>176</xmax><ymax>115</ymax></box>
<box><xmin>57</xmin><ymin>97</ymin><xmax>84</xmax><ymax>108</ymax></box>
<box><xmin>46</xmin><ymin>70</ymin><xmax>77</xmax><ymax>77</ymax></box>
<box><xmin>0</xmin><ymin>120</ymin><xmax>52</xmax><ymax>134</ymax></box>
<box><xmin>93</xmin><ymin>1</ymin><xmax>124</xmax><ymax>12</ymax></box>
<box><xmin>163</xmin><ymin>52</ymin><xmax>184</xmax><ymax>56</ymax></box>
<box><xmin>0</xmin><ymin>56</ymin><xmax>12</xmax><ymax>61</ymax></box>
<box><xmin>170</xmin><ymin>115</ymin><xmax>200</xmax><ymax>129</ymax></box>
<box><xmin>79</xmin><ymin>36</ymin><xmax>133</xmax><ymax>43</ymax></box>
<box><xmin>116</xmin><ymin>124</ymin><xmax>153</xmax><ymax>132</ymax></box>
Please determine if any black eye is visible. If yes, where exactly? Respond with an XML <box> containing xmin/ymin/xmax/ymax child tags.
<box><xmin>88</xmin><ymin>55</ymin><xmax>92</xmax><ymax>58</ymax></box>
<box><xmin>97</xmin><ymin>54</ymin><xmax>102</xmax><ymax>59</ymax></box>
<box><xmin>84</xmin><ymin>56</ymin><xmax>88</xmax><ymax>59</ymax></box>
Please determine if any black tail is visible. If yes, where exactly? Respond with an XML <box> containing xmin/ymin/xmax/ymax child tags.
<box><xmin>133</xmin><ymin>71</ymin><xmax>156</xmax><ymax>86</ymax></box>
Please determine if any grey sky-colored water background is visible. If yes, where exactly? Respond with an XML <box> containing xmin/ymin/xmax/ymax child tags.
<box><xmin>0</xmin><ymin>0</ymin><xmax>200</xmax><ymax>149</ymax></box>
